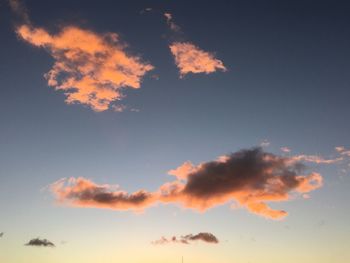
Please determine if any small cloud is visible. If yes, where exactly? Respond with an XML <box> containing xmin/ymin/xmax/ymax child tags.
<box><xmin>335</xmin><ymin>146</ymin><xmax>345</xmax><ymax>152</ymax></box>
<box><xmin>8</xmin><ymin>0</ymin><xmax>30</xmax><ymax>23</ymax></box>
<box><xmin>169</xmin><ymin>42</ymin><xmax>226</xmax><ymax>77</ymax></box>
<box><xmin>0</xmin><ymin>232</ymin><xmax>4</xmax><ymax>237</ymax></box>
<box><xmin>280</xmin><ymin>147</ymin><xmax>291</xmax><ymax>153</ymax></box>
<box><xmin>112</xmin><ymin>104</ymin><xmax>127</xmax><ymax>113</ymax></box>
<box><xmin>164</xmin><ymin>12</ymin><xmax>181</xmax><ymax>32</ymax></box>
<box><xmin>152</xmin><ymin>232</ymin><xmax>219</xmax><ymax>245</ymax></box>
<box><xmin>260</xmin><ymin>139</ymin><xmax>270</xmax><ymax>147</ymax></box>
<box><xmin>25</xmin><ymin>238</ymin><xmax>55</xmax><ymax>247</ymax></box>
<box><xmin>130</xmin><ymin>108</ymin><xmax>140</xmax><ymax>112</ymax></box>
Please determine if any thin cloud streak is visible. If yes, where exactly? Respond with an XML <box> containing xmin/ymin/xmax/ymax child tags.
<box><xmin>51</xmin><ymin>148</ymin><xmax>323</xmax><ymax>219</ymax></box>
<box><xmin>152</xmin><ymin>232</ymin><xmax>219</xmax><ymax>245</ymax></box>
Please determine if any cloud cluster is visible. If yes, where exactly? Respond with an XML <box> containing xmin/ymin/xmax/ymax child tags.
<box><xmin>25</xmin><ymin>238</ymin><xmax>55</xmax><ymax>247</ymax></box>
<box><xmin>51</xmin><ymin>148</ymin><xmax>323</xmax><ymax>219</ymax></box>
<box><xmin>152</xmin><ymin>232</ymin><xmax>219</xmax><ymax>245</ymax></box>
<box><xmin>16</xmin><ymin>24</ymin><xmax>153</xmax><ymax>111</ymax></box>
<box><xmin>169</xmin><ymin>42</ymin><xmax>226</xmax><ymax>77</ymax></box>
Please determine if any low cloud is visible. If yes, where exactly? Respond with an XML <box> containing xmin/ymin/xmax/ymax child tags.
<box><xmin>16</xmin><ymin>24</ymin><xmax>153</xmax><ymax>111</ymax></box>
<box><xmin>25</xmin><ymin>238</ymin><xmax>55</xmax><ymax>247</ymax></box>
<box><xmin>0</xmin><ymin>232</ymin><xmax>3</xmax><ymax>237</ymax></box>
<box><xmin>152</xmin><ymin>232</ymin><xmax>219</xmax><ymax>245</ymax></box>
<box><xmin>170</xmin><ymin>42</ymin><xmax>226</xmax><ymax>77</ymax></box>
<box><xmin>51</xmin><ymin>177</ymin><xmax>156</xmax><ymax>211</ymax></box>
<box><xmin>51</xmin><ymin>148</ymin><xmax>323</xmax><ymax>219</ymax></box>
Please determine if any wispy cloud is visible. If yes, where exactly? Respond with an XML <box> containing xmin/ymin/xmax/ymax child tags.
<box><xmin>260</xmin><ymin>139</ymin><xmax>270</xmax><ymax>147</ymax></box>
<box><xmin>16</xmin><ymin>24</ymin><xmax>153</xmax><ymax>111</ymax></box>
<box><xmin>8</xmin><ymin>0</ymin><xmax>30</xmax><ymax>23</ymax></box>
<box><xmin>170</xmin><ymin>42</ymin><xmax>226</xmax><ymax>77</ymax></box>
<box><xmin>152</xmin><ymin>232</ymin><xmax>219</xmax><ymax>245</ymax></box>
<box><xmin>164</xmin><ymin>12</ymin><xmax>181</xmax><ymax>32</ymax></box>
<box><xmin>50</xmin><ymin>148</ymin><xmax>323</xmax><ymax>220</ymax></box>
<box><xmin>280</xmin><ymin>147</ymin><xmax>291</xmax><ymax>153</ymax></box>
<box><xmin>290</xmin><ymin>154</ymin><xmax>343</xmax><ymax>164</ymax></box>
<box><xmin>25</xmin><ymin>238</ymin><xmax>55</xmax><ymax>247</ymax></box>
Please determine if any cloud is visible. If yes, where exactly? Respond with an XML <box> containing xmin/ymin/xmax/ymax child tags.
<box><xmin>16</xmin><ymin>24</ymin><xmax>153</xmax><ymax>111</ymax></box>
<box><xmin>50</xmin><ymin>148</ymin><xmax>323</xmax><ymax>220</ymax></box>
<box><xmin>25</xmin><ymin>238</ymin><xmax>55</xmax><ymax>247</ymax></box>
<box><xmin>169</xmin><ymin>42</ymin><xmax>226</xmax><ymax>77</ymax></box>
<box><xmin>152</xmin><ymin>232</ymin><xmax>219</xmax><ymax>245</ymax></box>
<box><xmin>0</xmin><ymin>232</ymin><xmax>3</xmax><ymax>237</ymax></box>
<box><xmin>164</xmin><ymin>12</ymin><xmax>181</xmax><ymax>32</ymax></box>
<box><xmin>112</xmin><ymin>104</ymin><xmax>127</xmax><ymax>113</ymax></box>
<box><xmin>260</xmin><ymin>139</ymin><xmax>270</xmax><ymax>147</ymax></box>
<box><xmin>335</xmin><ymin>146</ymin><xmax>350</xmax><ymax>157</ymax></box>
<box><xmin>8</xmin><ymin>0</ymin><xmax>30</xmax><ymax>23</ymax></box>
<box><xmin>50</xmin><ymin>177</ymin><xmax>156</xmax><ymax>211</ymax></box>
<box><xmin>281</xmin><ymin>147</ymin><xmax>291</xmax><ymax>153</ymax></box>
<box><xmin>290</xmin><ymin>154</ymin><xmax>343</xmax><ymax>164</ymax></box>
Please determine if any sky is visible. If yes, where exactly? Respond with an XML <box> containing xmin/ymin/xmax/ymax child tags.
<box><xmin>1</xmin><ymin>0</ymin><xmax>350</xmax><ymax>262</ymax></box>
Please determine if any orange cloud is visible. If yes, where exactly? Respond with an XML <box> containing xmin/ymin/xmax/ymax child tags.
<box><xmin>16</xmin><ymin>24</ymin><xmax>153</xmax><ymax>111</ymax></box>
<box><xmin>169</xmin><ymin>42</ymin><xmax>226</xmax><ymax>77</ymax></box>
<box><xmin>50</xmin><ymin>148</ymin><xmax>323</xmax><ymax>220</ymax></box>
<box><xmin>289</xmin><ymin>154</ymin><xmax>343</xmax><ymax>164</ymax></box>
<box><xmin>50</xmin><ymin>177</ymin><xmax>156</xmax><ymax>211</ymax></box>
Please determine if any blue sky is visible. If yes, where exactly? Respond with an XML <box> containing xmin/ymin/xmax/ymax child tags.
<box><xmin>1</xmin><ymin>1</ymin><xmax>350</xmax><ymax>262</ymax></box>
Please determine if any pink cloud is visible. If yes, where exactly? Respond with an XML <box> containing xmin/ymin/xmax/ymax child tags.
<box><xmin>50</xmin><ymin>148</ymin><xmax>323</xmax><ymax>220</ymax></box>
<box><xmin>169</xmin><ymin>42</ymin><xmax>226</xmax><ymax>77</ymax></box>
<box><xmin>16</xmin><ymin>24</ymin><xmax>153</xmax><ymax>111</ymax></box>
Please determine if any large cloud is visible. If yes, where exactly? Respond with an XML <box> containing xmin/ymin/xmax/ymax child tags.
<box><xmin>152</xmin><ymin>232</ymin><xmax>219</xmax><ymax>245</ymax></box>
<box><xmin>25</xmin><ymin>238</ymin><xmax>55</xmax><ymax>247</ymax></box>
<box><xmin>51</xmin><ymin>148</ymin><xmax>323</xmax><ymax>219</ymax></box>
<box><xmin>16</xmin><ymin>24</ymin><xmax>153</xmax><ymax>111</ymax></box>
<box><xmin>169</xmin><ymin>42</ymin><xmax>226</xmax><ymax>77</ymax></box>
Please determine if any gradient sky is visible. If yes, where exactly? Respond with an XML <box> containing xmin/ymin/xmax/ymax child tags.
<box><xmin>1</xmin><ymin>0</ymin><xmax>350</xmax><ymax>262</ymax></box>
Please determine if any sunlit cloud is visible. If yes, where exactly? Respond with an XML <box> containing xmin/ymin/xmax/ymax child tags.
<box><xmin>290</xmin><ymin>154</ymin><xmax>343</xmax><ymax>164</ymax></box>
<box><xmin>25</xmin><ymin>238</ymin><xmax>55</xmax><ymax>247</ymax></box>
<box><xmin>152</xmin><ymin>232</ymin><xmax>219</xmax><ymax>245</ymax></box>
<box><xmin>50</xmin><ymin>177</ymin><xmax>156</xmax><ymax>211</ymax></box>
<box><xmin>335</xmin><ymin>146</ymin><xmax>350</xmax><ymax>157</ymax></box>
<box><xmin>169</xmin><ymin>42</ymin><xmax>226</xmax><ymax>77</ymax></box>
<box><xmin>16</xmin><ymin>24</ymin><xmax>154</xmax><ymax>111</ymax></box>
<box><xmin>50</xmin><ymin>148</ymin><xmax>323</xmax><ymax>220</ymax></box>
